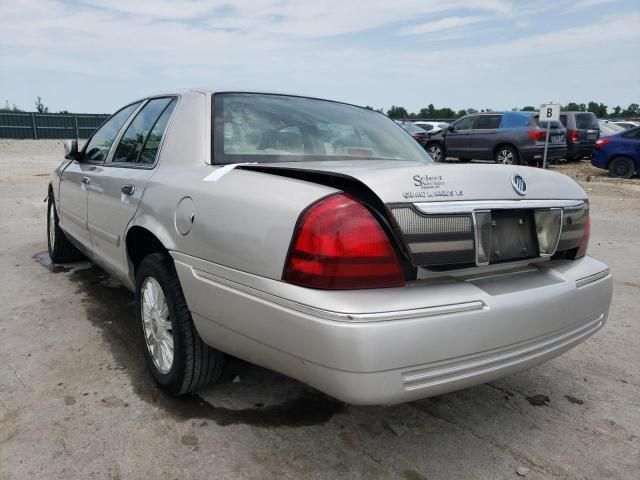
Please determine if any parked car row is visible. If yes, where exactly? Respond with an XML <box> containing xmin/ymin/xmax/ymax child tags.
<box><xmin>397</xmin><ymin>112</ymin><xmax>638</xmax><ymax>177</ymax></box>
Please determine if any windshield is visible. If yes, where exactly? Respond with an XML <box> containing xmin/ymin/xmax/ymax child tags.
<box><xmin>212</xmin><ymin>93</ymin><xmax>431</xmax><ymax>164</ymax></box>
<box><xmin>575</xmin><ymin>113</ymin><xmax>599</xmax><ymax>129</ymax></box>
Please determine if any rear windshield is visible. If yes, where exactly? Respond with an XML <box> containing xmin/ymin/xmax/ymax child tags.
<box><xmin>532</xmin><ymin>115</ymin><xmax>563</xmax><ymax>129</ymax></box>
<box><xmin>401</xmin><ymin>123</ymin><xmax>427</xmax><ymax>134</ymax></box>
<box><xmin>575</xmin><ymin>113</ymin><xmax>599</xmax><ymax>129</ymax></box>
<box><xmin>213</xmin><ymin>93</ymin><xmax>431</xmax><ymax>164</ymax></box>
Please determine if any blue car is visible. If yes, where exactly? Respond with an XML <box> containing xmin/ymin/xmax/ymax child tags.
<box><xmin>591</xmin><ymin>126</ymin><xmax>640</xmax><ymax>178</ymax></box>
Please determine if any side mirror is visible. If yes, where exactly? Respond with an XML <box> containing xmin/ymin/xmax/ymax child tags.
<box><xmin>64</xmin><ymin>139</ymin><xmax>80</xmax><ymax>160</ymax></box>
<box><xmin>448</xmin><ymin>125</ymin><xmax>455</xmax><ymax>132</ymax></box>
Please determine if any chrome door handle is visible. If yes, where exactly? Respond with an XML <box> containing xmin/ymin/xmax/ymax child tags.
<box><xmin>121</xmin><ymin>185</ymin><xmax>135</xmax><ymax>196</ymax></box>
<box><xmin>81</xmin><ymin>176</ymin><xmax>91</xmax><ymax>185</ymax></box>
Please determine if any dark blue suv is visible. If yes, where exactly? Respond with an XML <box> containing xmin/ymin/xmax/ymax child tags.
<box><xmin>425</xmin><ymin>111</ymin><xmax>566</xmax><ymax>165</ymax></box>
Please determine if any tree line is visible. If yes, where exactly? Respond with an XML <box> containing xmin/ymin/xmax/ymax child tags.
<box><xmin>3</xmin><ymin>96</ymin><xmax>639</xmax><ymax>120</ymax></box>
<box><xmin>368</xmin><ymin>102</ymin><xmax>640</xmax><ymax>120</ymax></box>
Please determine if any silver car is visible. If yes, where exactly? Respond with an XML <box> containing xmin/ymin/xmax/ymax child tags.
<box><xmin>47</xmin><ymin>90</ymin><xmax>612</xmax><ymax>405</ymax></box>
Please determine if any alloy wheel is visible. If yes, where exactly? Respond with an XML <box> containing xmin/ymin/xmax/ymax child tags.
<box><xmin>497</xmin><ymin>149</ymin><xmax>514</xmax><ymax>164</ymax></box>
<box><xmin>141</xmin><ymin>277</ymin><xmax>174</xmax><ymax>374</ymax></box>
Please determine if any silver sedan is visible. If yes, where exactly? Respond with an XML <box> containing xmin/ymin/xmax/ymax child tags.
<box><xmin>47</xmin><ymin>90</ymin><xmax>612</xmax><ymax>405</ymax></box>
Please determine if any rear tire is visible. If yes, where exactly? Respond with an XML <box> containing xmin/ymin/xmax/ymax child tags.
<box><xmin>495</xmin><ymin>146</ymin><xmax>520</xmax><ymax>165</ymax></box>
<box><xmin>47</xmin><ymin>194</ymin><xmax>84</xmax><ymax>263</ymax></box>
<box><xmin>135</xmin><ymin>253</ymin><xmax>225</xmax><ymax>395</ymax></box>
<box><xmin>426</xmin><ymin>143</ymin><xmax>445</xmax><ymax>162</ymax></box>
<box><xmin>608</xmin><ymin>156</ymin><xmax>635</xmax><ymax>179</ymax></box>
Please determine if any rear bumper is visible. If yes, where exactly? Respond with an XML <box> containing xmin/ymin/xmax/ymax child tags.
<box><xmin>591</xmin><ymin>150</ymin><xmax>609</xmax><ymax>169</ymax></box>
<box><xmin>173</xmin><ymin>252</ymin><xmax>612</xmax><ymax>405</ymax></box>
<box><xmin>567</xmin><ymin>141</ymin><xmax>595</xmax><ymax>158</ymax></box>
<box><xmin>520</xmin><ymin>145</ymin><xmax>567</xmax><ymax>163</ymax></box>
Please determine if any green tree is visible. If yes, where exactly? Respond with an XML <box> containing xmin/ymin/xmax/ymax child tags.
<box><xmin>456</xmin><ymin>109</ymin><xmax>467</xmax><ymax>117</ymax></box>
<box><xmin>466</xmin><ymin>108</ymin><xmax>478</xmax><ymax>114</ymax></box>
<box><xmin>35</xmin><ymin>96</ymin><xmax>48</xmax><ymax>113</ymax></box>
<box><xmin>587</xmin><ymin>101</ymin><xmax>607</xmax><ymax>117</ymax></box>
<box><xmin>0</xmin><ymin>100</ymin><xmax>22</xmax><ymax>113</ymax></box>
<box><xmin>521</xmin><ymin>106</ymin><xmax>536</xmax><ymax>111</ymax></box>
<box><xmin>612</xmin><ymin>106</ymin><xmax>622</xmax><ymax>116</ymax></box>
<box><xmin>387</xmin><ymin>105</ymin><xmax>408</xmax><ymax>119</ymax></box>
<box><xmin>436</xmin><ymin>107</ymin><xmax>456</xmax><ymax>118</ymax></box>
<box><xmin>623</xmin><ymin>103</ymin><xmax>639</xmax><ymax>117</ymax></box>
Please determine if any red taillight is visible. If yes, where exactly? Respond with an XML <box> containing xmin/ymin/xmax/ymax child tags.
<box><xmin>412</xmin><ymin>134</ymin><xmax>423</xmax><ymax>142</ymax></box>
<box><xmin>575</xmin><ymin>216</ymin><xmax>591</xmax><ymax>258</ymax></box>
<box><xmin>568</xmin><ymin>129</ymin><xmax>579</xmax><ymax>142</ymax></box>
<box><xmin>595</xmin><ymin>138</ymin><xmax>610</xmax><ymax>149</ymax></box>
<box><xmin>283</xmin><ymin>193</ymin><xmax>405</xmax><ymax>289</ymax></box>
<box><xmin>527</xmin><ymin>130</ymin><xmax>546</xmax><ymax>141</ymax></box>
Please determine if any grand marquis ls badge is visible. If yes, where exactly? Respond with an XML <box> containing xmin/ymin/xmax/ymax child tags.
<box><xmin>511</xmin><ymin>173</ymin><xmax>527</xmax><ymax>196</ymax></box>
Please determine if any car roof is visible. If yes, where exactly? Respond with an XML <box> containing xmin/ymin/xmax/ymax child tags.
<box><xmin>129</xmin><ymin>88</ymin><xmax>369</xmax><ymax>110</ymax></box>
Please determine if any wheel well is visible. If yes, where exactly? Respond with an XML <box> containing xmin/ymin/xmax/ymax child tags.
<box><xmin>607</xmin><ymin>155</ymin><xmax>633</xmax><ymax>169</ymax></box>
<box><xmin>126</xmin><ymin>226</ymin><xmax>168</xmax><ymax>274</ymax></box>
<box><xmin>493</xmin><ymin>143</ymin><xmax>518</xmax><ymax>158</ymax></box>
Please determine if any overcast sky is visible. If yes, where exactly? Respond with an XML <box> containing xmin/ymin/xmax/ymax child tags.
<box><xmin>1</xmin><ymin>0</ymin><xmax>638</xmax><ymax>114</ymax></box>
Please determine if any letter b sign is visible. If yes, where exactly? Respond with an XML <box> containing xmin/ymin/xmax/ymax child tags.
<box><xmin>540</xmin><ymin>104</ymin><xmax>560</xmax><ymax>122</ymax></box>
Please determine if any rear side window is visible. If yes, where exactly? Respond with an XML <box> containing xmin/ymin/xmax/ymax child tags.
<box><xmin>575</xmin><ymin>113</ymin><xmax>599</xmax><ymax>130</ymax></box>
<box><xmin>111</xmin><ymin>97</ymin><xmax>175</xmax><ymax>165</ymax></box>
<box><xmin>474</xmin><ymin>115</ymin><xmax>501</xmax><ymax>129</ymax></box>
<box><xmin>419</xmin><ymin>124</ymin><xmax>434</xmax><ymax>131</ymax></box>
<box><xmin>501</xmin><ymin>113</ymin><xmax>531</xmax><ymax>128</ymax></box>
<box><xmin>139</xmin><ymin>99</ymin><xmax>177</xmax><ymax>165</ymax></box>
<box><xmin>559</xmin><ymin>114</ymin><xmax>568</xmax><ymax>127</ymax></box>
<box><xmin>84</xmin><ymin>102</ymin><xmax>141</xmax><ymax>162</ymax></box>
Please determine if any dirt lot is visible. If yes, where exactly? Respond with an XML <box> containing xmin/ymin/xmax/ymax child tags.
<box><xmin>1</xmin><ymin>140</ymin><xmax>639</xmax><ymax>479</ymax></box>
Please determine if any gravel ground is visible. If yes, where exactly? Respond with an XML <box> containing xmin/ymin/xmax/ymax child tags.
<box><xmin>1</xmin><ymin>140</ymin><xmax>639</xmax><ymax>479</ymax></box>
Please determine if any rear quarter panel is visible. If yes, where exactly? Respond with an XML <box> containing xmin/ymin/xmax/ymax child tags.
<box><xmin>133</xmin><ymin>166</ymin><xmax>338</xmax><ymax>280</ymax></box>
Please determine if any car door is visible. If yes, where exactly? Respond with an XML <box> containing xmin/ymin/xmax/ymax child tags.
<box><xmin>469</xmin><ymin>114</ymin><xmax>502</xmax><ymax>159</ymax></box>
<box><xmin>444</xmin><ymin>115</ymin><xmax>476</xmax><ymax>157</ymax></box>
<box><xmin>86</xmin><ymin>97</ymin><xmax>177</xmax><ymax>279</ymax></box>
<box><xmin>58</xmin><ymin>102</ymin><xmax>141</xmax><ymax>250</ymax></box>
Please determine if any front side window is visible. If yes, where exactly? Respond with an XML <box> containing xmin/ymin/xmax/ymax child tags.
<box><xmin>84</xmin><ymin>102</ymin><xmax>141</xmax><ymax>162</ymax></box>
<box><xmin>212</xmin><ymin>93</ymin><xmax>431</xmax><ymax>164</ymax></box>
<box><xmin>111</xmin><ymin>98</ymin><xmax>174</xmax><ymax>165</ymax></box>
<box><xmin>452</xmin><ymin>116</ymin><xmax>475</xmax><ymax>130</ymax></box>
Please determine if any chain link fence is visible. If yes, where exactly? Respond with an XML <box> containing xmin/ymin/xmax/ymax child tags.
<box><xmin>0</xmin><ymin>112</ymin><xmax>110</xmax><ymax>139</ymax></box>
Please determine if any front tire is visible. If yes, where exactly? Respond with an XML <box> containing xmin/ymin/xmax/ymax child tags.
<box><xmin>135</xmin><ymin>253</ymin><xmax>225</xmax><ymax>395</ymax></box>
<box><xmin>608</xmin><ymin>156</ymin><xmax>635</xmax><ymax>179</ymax></box>
<box><xmin>426</xmin><ymin>143</ymin><xmax>445</xmax><ymax>162</ymax></box>
<box><xmin>47</xmin><ymin>194</ymin><xmax>84</xmax><ymax>263</ymax></box>
<box><xmin>495</xmin><ymin>146</ymin><xmax>520</xmax><ymax>165</ymax></box>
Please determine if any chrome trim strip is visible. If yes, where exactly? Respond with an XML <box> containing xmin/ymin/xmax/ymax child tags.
<box><xmin>414</xmin><ymin>199</ymin><xmax>585</xmax><ymax>215</ymax></box>
<box><xmin>190</xmin><ymin>266</ymin><xmax>486</xmax><ymax>323</ymax></box>
<box><xmin>409</xmin><ymin>239</ymin><xmax>474</xmax><ymax>254</ymax></box>
<box><xmin>576</xmin><ymin>269</ymin><xmax>610</xmax><ymax>288</ymax></box>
